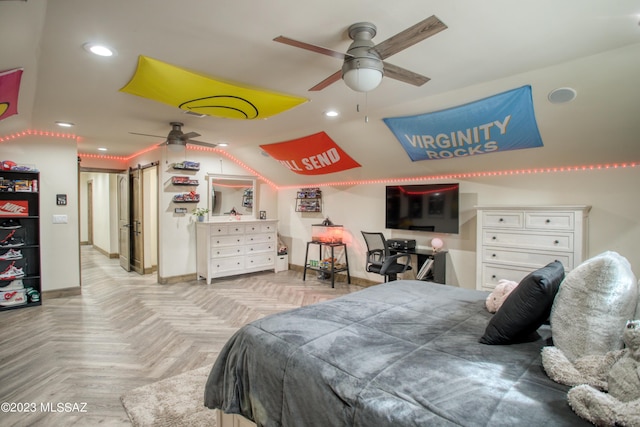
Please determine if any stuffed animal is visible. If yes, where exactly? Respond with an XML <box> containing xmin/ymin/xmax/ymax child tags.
<box><xmin>542</xmin><ymin>320</ymin><xmax>640</xmax><ymax>426</ymax></box>
<box><xmin>485</xmin><ymin>279</ymin><xmax>518</xmax><ymax>313</ymax></box>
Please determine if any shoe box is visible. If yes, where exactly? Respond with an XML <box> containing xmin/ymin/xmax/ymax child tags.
<box><xmin>0</xmin><ymin>258</ymin><xmax>27</xmax><ymax>280</ymax></box>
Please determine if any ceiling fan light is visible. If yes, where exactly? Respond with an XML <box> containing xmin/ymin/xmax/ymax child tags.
<box><xmin>167</xmin><ymin>140</ymin><xmax>185</xmax><ymax>152</ymax></box>
<box><xmin>343</xmin><ymin>67</ymin><xmax>383</xmax><ymax>92</ymax></box>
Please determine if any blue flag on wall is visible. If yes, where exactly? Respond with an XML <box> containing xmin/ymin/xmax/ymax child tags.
<box><xmin>383</xmin><ymin>85</ymin><xmax>543</xmax><ymax>161</ymax></box>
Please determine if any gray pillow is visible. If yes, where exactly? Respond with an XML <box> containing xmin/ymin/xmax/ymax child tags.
<box><xmin>550</xmin><ymin>251</ymin><xmax>638</xmax><ymax>362</ymax></box>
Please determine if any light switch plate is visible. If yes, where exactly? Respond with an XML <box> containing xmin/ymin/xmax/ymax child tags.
<box><xmin>53</xmin><ymin>214</ymin><xmax>68</xmax><ymax>224</ymax></box>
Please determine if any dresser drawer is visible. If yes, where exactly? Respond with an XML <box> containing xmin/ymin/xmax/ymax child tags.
<box><xmin>525</xmin><ymin>212</ymin><xmax>574</xmax><ymax>230</ymax></box>
<box><xmin>482</xmin><ymin>248</ymin><xmax>572</xmax><ymax>270</ymax></box>
<box><xmin>483</xmin><ymin>230</ymin><xmax>573</xmax><ymax>251</ymax></box>
<box><xmin>227</xmin><ymin>224</ymin><xmax>245</xmax><ymax>234</ymax></box>
<box><xmin>246</xmin><ymin>242</ymin><xmax>275</xmax><ymax>254</ymax></box>
<box><xmin>211</xmin><ymin>235</ymin><xmax>244</xmax><ymax>246</ymax></box>
<box><xmin>483</xmin><ymin>211</ymin><xmax>523</xmax><ymax>228</ymax></box>
<box><xmin>211</xmin><ymin>246</ymin><xmax>244</xmax><ymax>258</ymax></box>
<box><xmin>245</xmin><ymin>253</ymin><xmax>275</xmax><ymax>269</ymax></box>
<box><xmin>480</xmin><ymin>264</ymin><xmax>533</xmax><ymax>291</ymax></box>
<box><xmin>245</xmin><ymin>233</ymin><xmax>274</xmax><ymax>244</ymax></box>
<box><xmin>211</xmin><ymin>256</ymin><xmax>244</xmax><ymax>273</ymax></box>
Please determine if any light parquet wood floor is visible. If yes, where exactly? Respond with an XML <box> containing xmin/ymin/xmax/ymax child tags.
<box><xmin>0</xmin><ymin>246</ymin><xmax>362</xmax><ymax>426</ymax></box>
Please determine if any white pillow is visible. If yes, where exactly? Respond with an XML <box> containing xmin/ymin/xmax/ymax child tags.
<box><xmin>550</xmin><ymin>251</ymin><xmax>638</xmax><ymax>362</ymax></box>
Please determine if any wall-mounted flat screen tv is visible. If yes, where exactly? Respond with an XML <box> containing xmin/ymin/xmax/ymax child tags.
<box><xmin>385</xmin><ymin>183</ymin><xmax>459</xmax><ymax>234</ymax></box>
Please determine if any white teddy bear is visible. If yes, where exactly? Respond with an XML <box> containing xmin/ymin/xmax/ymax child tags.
<box><xmin>542</xmin><ymin>320</ymin><xmax>640</xmax><ymax>426</ymax></box>
<box><xmin>485</xmin><ymin>279</ymin><xmax>518</xmax><ymax>313</ymax></box>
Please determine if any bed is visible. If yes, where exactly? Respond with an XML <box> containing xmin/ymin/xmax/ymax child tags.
<box><xmin>204</xmin><ymin>280</ymin><xmax>589</xmax><ymax>426</ymax></box>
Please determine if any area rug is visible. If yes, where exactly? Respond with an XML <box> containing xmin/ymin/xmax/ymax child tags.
<box><xmin>121</xmin><ymin>366</ymin><xmax>216</xmax><ymax>427</ymax></box>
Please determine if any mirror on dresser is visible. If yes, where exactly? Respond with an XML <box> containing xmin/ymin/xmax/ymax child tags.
<box><xmin>207</xmin><ymin>174</ymin><xmax>256</xmax><ymax>219</ymax></box>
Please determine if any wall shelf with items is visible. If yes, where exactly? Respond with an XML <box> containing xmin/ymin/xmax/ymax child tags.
<box><xmin>0</xmin><ymin>170</ymin><xmax>41</xmax><ymax>311</ymax></box>
<box><xmin>295</xmin><ymin>187</ymin><xmax>322</xmax><ymax>213</ymax></box>
<box><xmin>172</xmin><ymin>192</ymin><xmax>200</xmax><ymax>203</ymax></box>
<box><xmin>172</xmin><ymin>161</ymin><xmax>200</xmax><ymax>171</ymax></box>
<box><xmin>171</xmin><ymin>176</ymin><xmax>199</xmax><ymax>186</ymax></box>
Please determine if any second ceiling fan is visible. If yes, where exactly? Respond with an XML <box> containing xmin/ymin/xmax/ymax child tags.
<box><xmin>274</xmin><ymin>15</ymin><xmax>447</xmax><ymax>92</ymax></box>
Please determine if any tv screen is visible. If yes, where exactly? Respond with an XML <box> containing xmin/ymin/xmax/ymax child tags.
<box><xmin>385</xmin><ymin>183</ymin><xmax>459</xmax><ymax>234</ymax></box>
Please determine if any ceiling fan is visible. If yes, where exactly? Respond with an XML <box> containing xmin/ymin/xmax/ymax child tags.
<box><xmin>130</xmin><ymin>122</ymin><xmax>217</xmax><ymax>148</ymax></box>
<box><xmin>274</xmin><ymin>15</ymin><xmax>447</xmax><ymax>92</ymax></box>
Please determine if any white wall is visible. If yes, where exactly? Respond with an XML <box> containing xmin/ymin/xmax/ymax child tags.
<box><xmin>1</xmin><ymin>135</ymin><xmax>80</xmax><ymax>292</ymax></box>
<box><xmin>277</xmin><ymin>166</ymin><xmax>640</xmax><ymax>289</ymax></box>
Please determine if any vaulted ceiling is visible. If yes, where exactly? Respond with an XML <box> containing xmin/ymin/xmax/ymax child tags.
<box><xmin>1</xmin><ymin>0</ymin><xmax>639</xmax><ymax>185</ymax></box>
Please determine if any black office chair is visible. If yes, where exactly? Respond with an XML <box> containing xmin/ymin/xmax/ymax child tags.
<box><xmin>361</xmin><ymin>231</ymin><xmax>412</xmax><ymax>282</ymax></box>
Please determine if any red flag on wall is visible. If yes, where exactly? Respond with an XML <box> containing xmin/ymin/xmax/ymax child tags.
<box><xmin>0</xmin><ymin>68</ymin><xmax>23</xmax><ymax>122</ymax></box>
<box><xmin>260</xmin><ymin>131</ymin><xmax>361</xmax><ymax>175</ymax></box>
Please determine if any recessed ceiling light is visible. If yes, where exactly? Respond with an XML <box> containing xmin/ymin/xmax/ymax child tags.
<box><xmin>98</xmin><ymin>147</ymin><xmax>108</xmax><ymax>152</ymax></box>
<box><xmin>83</xmin><ymin>42</ymin><xmax>116</xmax><ymax>57</ymax></box>
<box><xmin>55</xmin><ymin>121</ymin><xmax>74</xmax><ymax>128</ymax></box>
<box><xmin>217</xmin><ymin>143</ymin><xmax>228</xmax><ymax>147</ymax></box>
<box><xmin>324</xmin><ymin>110</ymin><xmax>339</xmax><ymax>117</ymax></box>
<box><xmin>548</xmin><ymin>87</ymin><xmax>577</xmax><ymax>104</ymax></box>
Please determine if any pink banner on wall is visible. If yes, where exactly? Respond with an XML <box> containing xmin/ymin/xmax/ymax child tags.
<box><xmin>0</xmin><ymin>68</ymin><xmax>23</xmax><ymax>122</ymax></box>
<box><xmin>260</xmin><ymin>131</ymin><xmax>361</xmax><ymax>175</ymax></box>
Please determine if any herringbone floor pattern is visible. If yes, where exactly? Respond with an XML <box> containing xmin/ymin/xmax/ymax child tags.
<box><xmin>0</xmin><ymin>246</ymin><xmax>362</xmax><ymax>426</ymax></box>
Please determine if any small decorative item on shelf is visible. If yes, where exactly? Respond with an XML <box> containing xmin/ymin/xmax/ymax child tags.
<box><xmin>173</xmin><ymin>191</ymin><xmax>200</xmax><ymax>202</ymax></box>
<box><xmin>228</xmin><ymin>207</ymin><xmax>241</xmax><ymax>220</ymax></box>
<box><xmin>192</xmin><ymin>207</ymin><xmax>209</xmax><ymax>222</ymax></box>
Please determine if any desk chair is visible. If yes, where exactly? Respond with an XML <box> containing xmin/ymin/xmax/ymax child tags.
<box><xmin>361</xmin><ymin>231</ymin><xmax>412</xmax><ymax>282</ymax></box>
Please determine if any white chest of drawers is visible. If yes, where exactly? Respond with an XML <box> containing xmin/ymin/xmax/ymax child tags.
<box><xmin>475</xmin><ymin>205</ymin><xmax>591</xmax><ymax>291</ymax></box>
<box><xmin>196</xmin><ymin>219</ymin><xmax>279</xmax><ymax>284</ymax></box>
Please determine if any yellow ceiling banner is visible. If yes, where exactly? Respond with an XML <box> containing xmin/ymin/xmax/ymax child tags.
<box><xmin>120</xmin><ymin>56</ymin><xmax>307</xmax><ymax>119</ymax></box>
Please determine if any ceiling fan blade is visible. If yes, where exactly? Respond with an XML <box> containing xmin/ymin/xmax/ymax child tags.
<box><xmin>182</xmin><ymin>131</ymin><xmax>201</xmax><ymax>140</ymax></box>
<box><xmin>373</xmin><ymin>15</ymin><xmax>447</xmax><ymax>60</ymax></box>
<box><xmin>187</xmin><ymin>139</ymin><xmax>217</xmax><ymax>148</ymax></box>
<box><xmin>309</xmin><ymin>70</ymin><xmax>342</xmax><ymax>91</ymax></box>
<box><xmin>274</xmin><ymin>36</ymin><xmax>351</xmax><ymax>60</ymax></box>
<box><xmin>383</xmin><ymin>62</ymin><xmax>430</xmax><ymax>86</ymax></box>
<box><xmin>129</xmin><ymin>131</ymin><xmax>165</xmax><ymax>138</ymax></box>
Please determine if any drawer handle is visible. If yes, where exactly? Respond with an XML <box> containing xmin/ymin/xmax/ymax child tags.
<box><xmin>492</xmin><ymin>236</ymin><xmax>497</xmax><ymax>240</ymax></box>
<box><xmin>546</xmin><ymin>219</ymin><xmax>551</xmax><ymax>223</ymax></box>
<box><xmin>491</xmin><ymin>253</ymin><xmax>496</xmax><ymax>258</ymax></box>
<box><xmin>554</xmin><ymin>240</ymin><xmax>560</xmax><ymax>244</ymax></box>
<box><xmin>491</xmin><ymin>275</ymin><xmax>497</xmax><ymax>279</ymax></box>
<box><xmin>499</xmin><ymin>218</ymin><xmax>504</xmax><ymax>222</ymax></box>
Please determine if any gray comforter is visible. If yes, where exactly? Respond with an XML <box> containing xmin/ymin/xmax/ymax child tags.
<box><xmin>204</xmin><ymin>280</ymin><xmax>587</xmax><ymax>426</ymax></box>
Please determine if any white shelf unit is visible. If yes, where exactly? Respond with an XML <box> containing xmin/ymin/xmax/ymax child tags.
<box><xmin>475</xmin><ymin>205</ymin><xmax>591</xmax><ymax>291</ymax></box>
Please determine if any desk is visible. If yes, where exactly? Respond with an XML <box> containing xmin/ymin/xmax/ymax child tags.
<box><xmin>390</xmin><ymin>248</ymin><xmax>447</xmax><ymax>284</ymax></box>
<box><xmin>303</xmin><ymin>241</ymin><xmax>351</xmax><ymax>288</ymax></box>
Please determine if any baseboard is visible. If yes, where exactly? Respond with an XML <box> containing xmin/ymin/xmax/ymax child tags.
<box><xmin>42</xmin><ymin>287</ymin><xmax>82</xmax><ymax>300</ymax></box>
<box><xmin>157</xmin><ymin>273</ymin><xmax>197</xmax><ymax>284</ymax></box>
<box><xmin>144</xmin><ymin>265</ymin><xmax>158</xmax><ymax>274</ymax></box>
<box><xmin>92</xmin><ymin>245</ymin><xmax>119</xmax><ymax>259</ymax></box>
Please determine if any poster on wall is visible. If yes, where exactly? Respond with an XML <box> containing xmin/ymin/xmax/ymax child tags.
<box><xmin>383</xmin><ymin>85</ymin><xmax>544</xmax><ymax>161</ymax></box>
<box><xmin>0</xmin><ymin>68</ymin><xmax>23</xmax><ymax>122</ymax></box>
<box><xmin>260</xmin><ymin>131</ymin><xmax>361</xmax><ymax>175</ymax></box>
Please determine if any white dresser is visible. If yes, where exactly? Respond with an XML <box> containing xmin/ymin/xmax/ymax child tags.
<box><xmin>475</xmin><ymin>205</ymin><xmax>591</xmax><ymax>291</ymax></box>
<box><xmin>196</xmin><ymin>219</ymin><xmax>279</xmax><ymax>284</ymax></box>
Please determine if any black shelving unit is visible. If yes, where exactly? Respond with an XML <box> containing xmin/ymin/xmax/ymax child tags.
<box><xmin>0</xmin><ymin>170</ymin><xmax>41</xmax><ymax>311</ymax></box>
<box><xmin>302</xmin><ymin>241</ymin><xmax>350</xmax><ymax>288</ymax></box>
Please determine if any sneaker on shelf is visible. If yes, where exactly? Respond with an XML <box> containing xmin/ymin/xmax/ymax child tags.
<box><xmin>0</xmin><ymin>230</ymin><xmax>24</xmax><ymax>247</ymax></box>
<box><xmin>0</xmin><ymin>261</ymin><xmax>25</xmax><ymax>280</ymax></box>
<box><xmin>0</xmin><ymin>279</ymin><xmax>24</xmax><ymax>290</ymax></box>
<box><xmin>25</xmin><ymin>287</ymin><xmax>40</xmax><ymax>303</ymax></box>
<box><xmin>0</xmin><ymin>248</ymin><xmax>23</xmax><ymax>260</ymax></box>
<box><xmin>0</xmin><ymin>290</ymin><xmax>27</xmax><ymax>306</ymax></box>
<box><xmin>0</xmin><ymin>219</ymin><xmax>22</xmax><ymax>229</ymax></box>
